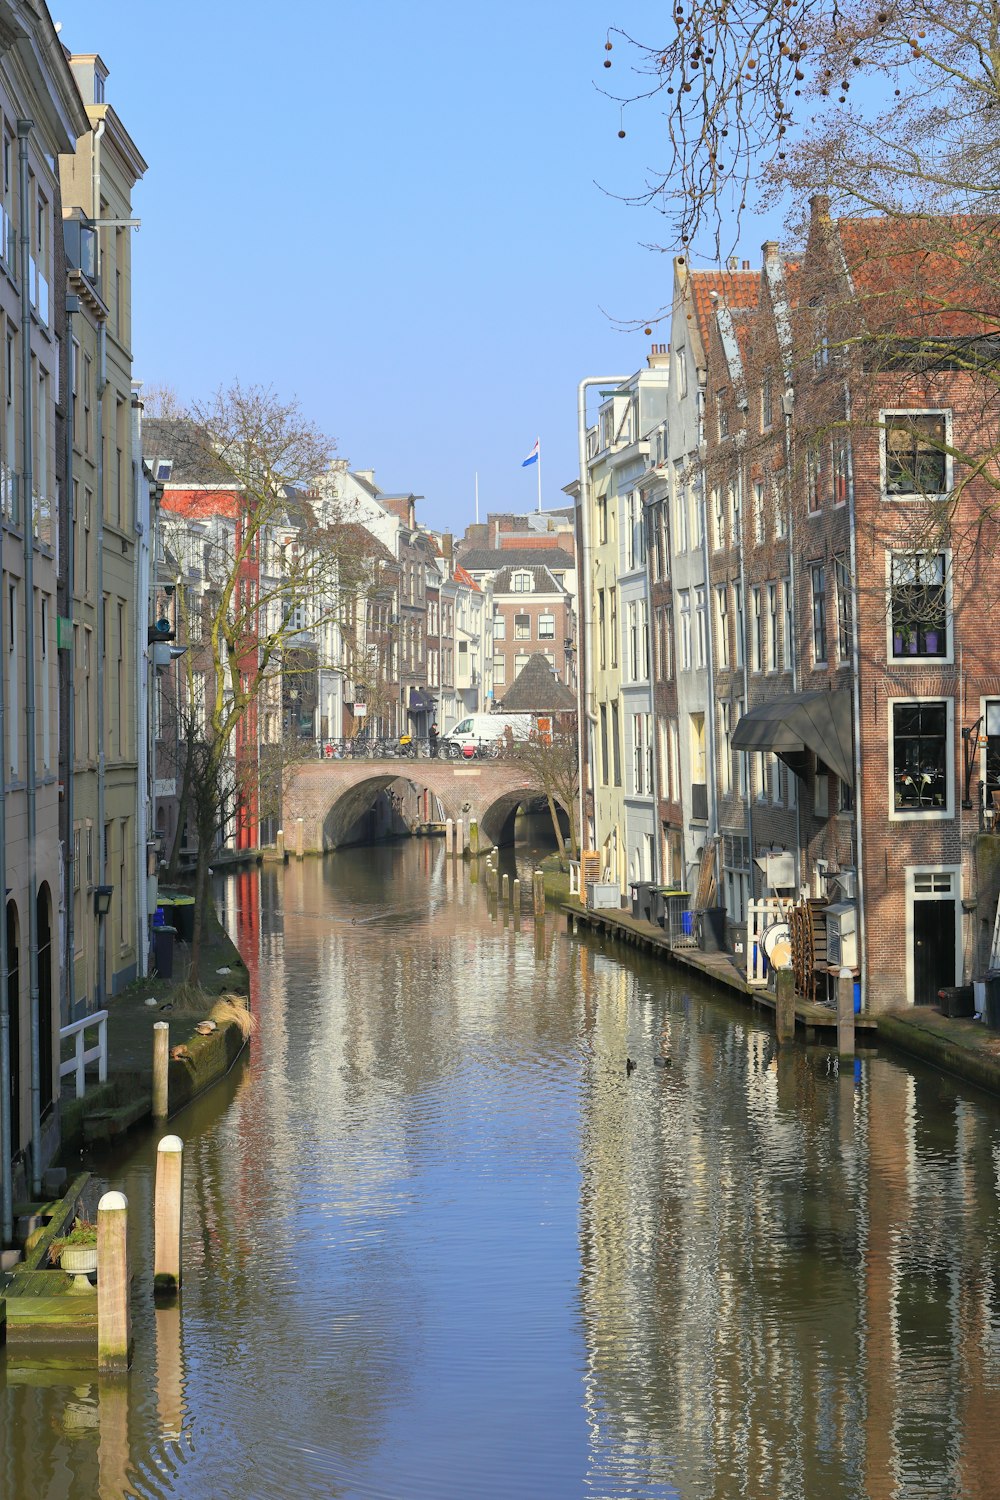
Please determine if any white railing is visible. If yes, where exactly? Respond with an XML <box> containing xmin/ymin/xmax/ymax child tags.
<box><xmin>59</xmin><ymin>1009</ymin><xmax>108</xmax><ymax>1098</ymax></box>
<box><xmin>746</xmin><ymin>898</ymin><xmax>791</xmax><ymax>987</ymax></box>
<box><xmin>569</xmin><ymin>860</ymin><xmax>580</xmax><ymax>898</ymax></box>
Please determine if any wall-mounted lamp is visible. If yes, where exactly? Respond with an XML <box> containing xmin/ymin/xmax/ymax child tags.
<box><xmin>94</xmin><ymin>884</ymin><xmax>114</xmax><ymax>917</ymax></box>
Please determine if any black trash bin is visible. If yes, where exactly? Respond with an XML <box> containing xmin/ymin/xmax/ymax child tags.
<box><xmin>152</xmin><ymin>925</ymin><xmax>176</xmax><ymax>980</ymax></box>
<box><xmin>696</xmin><ymin>906</ymin><xmax>728</xmax><ymax>954</ymax></box>
<box><xmin>630</xmin><ymin>881</ymin><xmax>655</xmax><ymax>923</ymax></box>
<box><xmin>938</xmin><ymin>985</ymin><xmax>975</xmax><ymax>1018</ymax></box>
<box><xmin>984</xmin><ymin>971</ymin><xmax>1000</xmax><ymax>1029</ymax></box>
<box><xmin>171</xmin><ymin>897</ymin><xmax>195</xmax><ymax>943</ymax></box>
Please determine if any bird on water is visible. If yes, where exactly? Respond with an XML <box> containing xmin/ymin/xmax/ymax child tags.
<box><xmin>626</xmin><ymin>1058</ymin><xmax>637</xmax><ymax>1076</ymax></box>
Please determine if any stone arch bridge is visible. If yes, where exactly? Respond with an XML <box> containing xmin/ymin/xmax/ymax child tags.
<box><xmin>284</xmin><ymin>757</ymin><xmax>567</xmax><ymax>853</ymax></box>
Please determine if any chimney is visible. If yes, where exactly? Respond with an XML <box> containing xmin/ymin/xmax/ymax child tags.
<box><xmin>647</xmin><ymin>342</ymin><xmax>670</xmax><ymax>368</ymax></box>
<box><xmin>742</xmin><ymin>259</ymin><xmax>750</xmax><ymax>270</ymax></box>
<box><xmin>810</xmin><ymin>193</ymin><xmax>832</xmax><ymax>223</ymax></box>
<box><xmin>442</xmin><ymin>531</ymin><xmax>453</xmax><ymax>559</ymax></box>
<box><xmin>355</xmin><ymin>468</ymin><xmax>375</xmax><ymax>485</ymax></box>
<box><xmin>727</xmin><ymin>256</ymin><xmax>739</xmax><ymax>270</ymax></box>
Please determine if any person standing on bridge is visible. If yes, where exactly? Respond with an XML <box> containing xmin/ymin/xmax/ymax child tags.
<box><xmin>429</xmin><ymin>722</ymin><xmax>439</xmax><ymax>759</ymax></box>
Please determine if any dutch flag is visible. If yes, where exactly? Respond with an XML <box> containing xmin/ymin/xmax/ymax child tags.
<box><xmin>521</xmin><ymin>438</ymin><xmax>539</xmax><ymax>468</ymax></box>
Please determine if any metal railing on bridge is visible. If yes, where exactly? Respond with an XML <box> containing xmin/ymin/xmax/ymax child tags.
<box><xmin>313</xmin><ymin>736</ymin><xmax>520</xmax><ymax>763</ymax></box>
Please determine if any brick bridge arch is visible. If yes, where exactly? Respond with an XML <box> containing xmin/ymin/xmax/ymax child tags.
<box><xmin>284</xmin><ymin>758</ymin><xmax>568</xmax><ymax>852</ymax></box>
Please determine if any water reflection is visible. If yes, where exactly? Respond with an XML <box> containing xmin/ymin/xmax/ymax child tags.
<box><xmin>2</xmin><ymin>842</ymin><xmax>1000</xmax><ymax>1497</ymax></box>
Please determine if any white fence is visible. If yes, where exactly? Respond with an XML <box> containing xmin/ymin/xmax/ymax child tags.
<box><xmin>59</xmin><ymin>1009</ymin><xmax>108</xmax><ymax>1098</ymax></box>
<box><xmin>746</xmin><ymin>899</ymin><xmax>791</xmax><ymax>987</ymax></box>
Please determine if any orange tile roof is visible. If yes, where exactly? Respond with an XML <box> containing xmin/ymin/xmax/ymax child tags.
<box><xmin>688</xmin><ymin>269</ymin><xmax>759</xmax><ymax>348</ymax></box>
<box><xmin>452</xmin><ymin>564</ymin><xmax>480</xmax><ymax>590</ymax></box>
<box><xmin>836</xmin><ymin>215</ymin><xmax>1000</xmax><ymax>337</ymax></box>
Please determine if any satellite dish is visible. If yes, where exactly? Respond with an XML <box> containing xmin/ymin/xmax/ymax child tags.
<box><xmin>760</xmin><ymin>920</ymin><xmax>792</xmax><ymax>969</ymax></box>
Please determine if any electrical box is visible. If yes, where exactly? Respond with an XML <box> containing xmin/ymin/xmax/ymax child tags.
<box><xmin>825</xmin><ymin>901</ymin><xmax>858</xmax><ymax>969</ymax></box>
<box><xmin>755</xmin><ymin>851</ymin><xmax>796</xmax><ymax>889</ymax></box>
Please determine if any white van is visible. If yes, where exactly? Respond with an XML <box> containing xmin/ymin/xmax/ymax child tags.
<box><xmin>441</xmin><ymin>713</ymin><xmax>534</xmax><ymax>759</ymax></box>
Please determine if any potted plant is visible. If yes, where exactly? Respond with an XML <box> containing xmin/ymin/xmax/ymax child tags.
<box><xmin>49</xmin><ymin>1220</ymin><xmax>98</xmax><ymax>1291</ymax></box>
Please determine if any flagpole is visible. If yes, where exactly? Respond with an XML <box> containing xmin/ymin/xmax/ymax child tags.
<box><xmin>475</xmin><ymin>471</ymin><xmax>479</xmax><ymax>525</ymax></box>
<box><xmin>537</xmin><ymin>439</ymin><xmax>542</xmax><ymax>513</ymax></box>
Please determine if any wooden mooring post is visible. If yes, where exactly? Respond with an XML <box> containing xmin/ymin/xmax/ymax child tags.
<box><xmin>445</xmin><ymin>818</ymin><xmax>454</xmax><ymax>856</ymax></box>
<box><xmin>152</xmin><ymin>1021</ymin><xmax>170</xmax><ymax>1120</ymax></box>
<box><xmin>502</xmin><ymin>873</ymin><xmax>511</xmax><ymax>905</ymax></box>
<box><xmin>154</xmin><ymin>1135</ymin><xmax>184</xmax><ymax>1296</ymax></box>
<box><xmin>775</xmin><ymin>968</ymin><xmax>796</xmax><ymax>1045</ymax></box>
<box><xmin>837</xmin><ymin>966</ymin><xmax>855</xmax><ymax>1059</ymax></box>
<box><xmin>97</xmin><ymin>1191</ymin><xmax>132</xmax><ymax>1373</ymax></box>
<box><xmin>512</xmin><ymin>878</ymin><xmax>521</xmax><ymax>924</ymax></box>
<box><xmin>532</xmin><ymin>869</ymin><xmax>545</xmax><ymax>917</ymax></box>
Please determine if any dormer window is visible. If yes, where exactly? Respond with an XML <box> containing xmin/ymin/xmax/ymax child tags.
<box><xmin>511</xmin><ymin>571</ymin><xmax>531</xmax><ymax>593</ymax></box>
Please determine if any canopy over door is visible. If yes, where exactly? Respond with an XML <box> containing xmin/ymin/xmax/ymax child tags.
<box><xmin>732</xmin><ymin>690</ymin><xmax>854</xmax><ymax>787</ymax></box>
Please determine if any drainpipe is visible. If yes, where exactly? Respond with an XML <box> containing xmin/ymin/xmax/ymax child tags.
<box><xmin>844</xmin><ymin>388</ymin><xmax>867</xmax><ymax>1007</ymax></box>
<box><xmin>736</xmin><ymin>465</ymin><xmax>755</xmax><ymax>897</ymax></box>
<box><xmin>576</xmin><ymin>376</ymin><xmax>628</xmax><ymax>857</ymax></box>
<box><xmin>132</xmin><ymin>393</ymin><xmax>149</xmax><ymax>976</ymax></box>
<box><xmin>782</xmin><ymin>390</ymin><xmax>804</xmax><ymax>887</ymax></box>
<box><xmin>700</xmin><ymin>480</ymin><xmax>719</xmax><ymax>889</ymax></box>
<box><xmin>64</xmin><ymin>297</ymin><xmax>79</xmax><ymax>1019</ymax></box>
<box><xmin>17</xmin><ymin>121</ymin><xmax>41</xmax><ymax>1195</ymax></box>
<box><xmin>642</xmin><ymin>498</ymin><xmax>660</xmax><ymax>883</ymax></box>
<box><xmin>0</xmin><ymin>273</ymin><xmax>10</xmax><ymax>1247</ymax></box>
<box><xmin>96</xmin><ymin>321</ymin><xmax>107</xmax><ymax>1009</ymax></box>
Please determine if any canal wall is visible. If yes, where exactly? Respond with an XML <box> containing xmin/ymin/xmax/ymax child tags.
<box><xmin>565</xmin><ymin>899</ymin><xmax>1000</xmax><ymax>1094</ymax></box>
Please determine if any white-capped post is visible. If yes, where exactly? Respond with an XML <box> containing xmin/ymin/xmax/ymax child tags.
<box><xmin>97</xmin><ymin>1190</ymin><xmax>131</xmax><ymax>1372</ymax></box>
<box><xmin>154</xmin><ymin>1134</ymin><xmax>183</xmax><ymax>1296</ymax></box>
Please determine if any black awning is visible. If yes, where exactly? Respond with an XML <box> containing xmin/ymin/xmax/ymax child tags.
<box><xmin>732</xmin><ymin>689</ymin><xmax>854</xmax><ymax>787</ymax></box>
<box><xmin>408</xmin><ymin>690</ymin><xmax>435</xmax><ymax>714</ymax></box>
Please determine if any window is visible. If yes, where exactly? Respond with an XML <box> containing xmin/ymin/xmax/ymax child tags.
<box><xmin>893</xmin><ymin>700</ymin><xmax>949</xmax><ymax>812</ymax></box>
<box><xmin>729</xmin><ymin>483</ymin><xmax>740</xmax><ymax>541</ymax></box>
<box><xmin>715</xmin><ymin>586</ymin><xmax>729</xmax><ymax>669</ymax></box>
<box><xmin>810</xmin><ymin>563</ymin><xmax>827</xmax><ymax>664</ymax></box>
<box><xmin>783</xmin><ymin>578</ymin><xmax>794</xmax><ymax>675</ymax></box>
<box><xmin>719</xmin><ymin>700</ymin><xmax>733</xmax><ymax>794</ymax></box>
<box><xmin>674</xmin><ymin>346</ymin><xmax>688</xmax><ymax>399</ymax></box>
<box><xmin>514</xmin><ymin>613</ymin><xmax>530</xmax><ymax>641</ymax></box>
<box><xmin>712</xmin><ymin>488</ymin><xmax>725</xmax><ymax>551</ymax></box>
<box><xmin>632</xmin><ymin>713</ymin><xmax>647</xmax><ymax>794</ymax></box>
<box><xmin>890</xmin><ymin>553</ymin><xmax>947</xmax><ymax>658</ymax></box>
<box><xmin>600</xmin><ymin>703</ymin><xmax>609</xmax><ymax>784</ymax></box>
<box><xmin>691</xmin><ymin>486</ymin><xmax>704</xmax><ymax>549</ymax></box>
<box><xmin>628</xmin><ymin>601</ymin><xmax>638</xmax><ymax>679</ymax></box>
<box><xmin>694</xmin><ymin>587</ymin><xmax>707</xmax><ymax>669</ymax></box>
<box><xmin>773</xmin><ymin>477</ymin><xmax>787</xmax><ymax>539</ymax></box>
<box><xmin>511</xmin><ymin>571</ymin><xmax>531</xmax><ymax>593</ymax></box>
<box><xmin>598</xmin><ymin>590</ymin><xmax>606</xmax><ymax>670</ymax></box>
<box><xmin>767</xmin><ymin>582</ymin><xmax>779</xmax><ymax>671</ymax></box>
<box><xmin>884</xmin><ymin>412</ymin><xmax>948</xmax><ymax>496</ymax></box>
<box><xmin>538</xmin><ymin>612</ymin><xmax>555</xmax><ymax>639</ymax></box>
<box><xmin>806</xmin><ymin>444</ymin><xmax>821</xmax><ymax>513</ymax></box>
<box><xmin>717</xmin><ymin>390</ymin><xmax>729</xmax><ymax>440</ymax></box>
<box><xmin>611</xmin><ymin>699</ymin><xmax>622</xmax><ymax>786</ymax></box>
<box><xmin>597</xmin><ymin>492</ymin><xmax>608</xmax><ymax>545</ymax></box>
<box><xmin>492</xmin><ymin>655</ymin><xmax>505</xmax><ymax>686</ymax></box>
<box><xmin>832</xmin><ymin>433</ymin><xmax>850</xmax><ymax>504</ymax></box>
<box><xmin>751</xmin><ymin>586</ymin><xmax>763</xmax><ymax>672</ymax></box>
<box><xmin>835</xmin><ymin>555</ymin><xmax>853</xmax><ymax>663</ymax></box>
<box><xmin>761</xmin><ymin>372</ymin><xmax>774</xmax><ymax>431</ymax></box>
<box><xmin>678</xmin><ymin>590</ymin><xmax>692</xmax><ymax>670</ymax></box>
<box><xmin>609</xmin><ymin>588</ymin><xmax>618</xmax><ymax>668</ymax></box>
<box><xmin>753</xmin><ymin>480</ymin><xmax>765</xmax><ymax>545</ymax></box>
<box><xmin>673</xmin><ymin>463</ymin><xmax>689</xmax><ymax>552</ymax></box>
<box><xmin>733</xmin><ymin>580</ymin><xmax>745</xmax><ymax>669</ymax></box>
<box><xmin>493</xmin><ymin>614</ymin><xmax>505</xmax><ymax>640</ymax></box>
<box><xmin>514</xmin><ymin>653</ymin><xmax>529</xmax><ymax>675</ymax></box>
<box><xmin>641</xmin><ymin>601</ymin><xmax>649</xmax><ymax>679</ymax></box>
<box><xmin>770</xmin><ymin>752</ymin><xmax>782</xmax><ymax>804</ymax></box>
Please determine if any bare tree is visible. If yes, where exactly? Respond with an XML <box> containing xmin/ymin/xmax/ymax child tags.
<box><xmin>510</xmin><ymin>727</ymin><xmax>580</xmax><ymax>864</ymax></box>
<box><xmin>157</xmin><ymin>382</ymin><xmax>372</xmax><ymax>973</ymax></box>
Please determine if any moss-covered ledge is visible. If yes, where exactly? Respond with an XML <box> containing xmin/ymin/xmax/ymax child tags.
<box><xmin>877</xmin><ymin>1009</ymin><xmax>1000</xmax><ymax>1097</ymax></box>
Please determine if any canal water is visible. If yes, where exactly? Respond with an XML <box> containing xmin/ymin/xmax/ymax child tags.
<box><xmin>3</xmin><ymin>838</ymin><xmax>1000</xmax><ymax>1498</ymax></box>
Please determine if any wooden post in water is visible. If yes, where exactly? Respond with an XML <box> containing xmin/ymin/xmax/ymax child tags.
<box><xmin>445</xmin><ymin>818</ymin><xmax>454</xmax><ymax>857</ymax></box>
<box><xmin>295</xmin><ymin>817</ymin><xmax>305</xmax><ymax>859</ymax></box>
<box><xmin>775</xmin><ymin>967</ymin><xmax>796</xmax><ymax>1045</ymax></box>
<box><xmin>154</xmin><ymin>1135</ymin><xmax>184</xmax><ymax>1296</ymax></box>
<box><xmin>152</xmin><ymin>1021</ymin><xmax>170</xmax><ymax>1120</ymax></box>
<box><xmin>533</xmin><ymin>869</ymin><xmax>545</xmax><ymax>917</ymax></box>
<box><xmin>97</xmin><ymin>1191</ymin><xmax>131</xmax><ymax>1373</ymax></box>
<box><xmin>512</xmin><ymin>878</ymin><xmax>521</xmax><ymax>924</ymax></box>
<box><xmin>837</xmin><ymin>966</ymin><xmax>855</xmax><ymax>1059</ymax></box>
<box><xmin>276</xmin><ymin>828</ymin><xmax>285</xmax><ymax>859</ymax></box>
<box><xmin>502</xmin><ymin>873</ymin><xmax>510</xmax><ymax>905</ymax></box>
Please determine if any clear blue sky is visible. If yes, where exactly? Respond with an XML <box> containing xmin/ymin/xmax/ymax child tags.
<box><xmin>62</xmin><ymin>1</ymin><xmax>778</xmax><ymax>533</ymax></box>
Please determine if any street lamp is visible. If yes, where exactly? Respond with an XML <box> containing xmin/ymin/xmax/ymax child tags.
<box><xmin>94</xmin><ymin>884</ymin><xmax>114</xmax><ymax>916</ymax></box>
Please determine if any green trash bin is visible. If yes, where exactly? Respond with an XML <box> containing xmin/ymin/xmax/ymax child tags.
<box><xmin>171</xmin><ymin>896</ymin><xmax>195</xmax><ymax>943</ymax></box>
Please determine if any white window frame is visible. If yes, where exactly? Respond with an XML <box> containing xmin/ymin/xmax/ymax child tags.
<box><xmin>885</xmin><ymin>548</ymin><xmax>953</xmax><ymax>666</ymax></box>
<box><xmin>880</xmin><ymin>408</ymin><xmax>953</xmax><ymax>499</ymax></box>
<box><xmin>889</xmin><ymin>695</ymin><xmax>955</xmax><ymax>822</ymax></box>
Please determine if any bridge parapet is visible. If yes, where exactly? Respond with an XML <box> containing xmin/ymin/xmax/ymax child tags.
<box><xmin>283</xmin><ymin>757</ymin><xmax>562</xmax><ymax>853</ymax></box>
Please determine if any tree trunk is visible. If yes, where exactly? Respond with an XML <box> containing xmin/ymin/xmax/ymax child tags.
<box><xmin>166</xmin><ymin>737</ymin><xmax>194</xmax><ymax>882</ymax></box>
<box><xmin>545</xmin><ymin>791</ymin><xmax>567</xmax><ymax>865</ymax></box>
<box><xmin>187</xmin><ymin>838</ymin><xmax>211</xmax><ymax>982</ymax></box>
